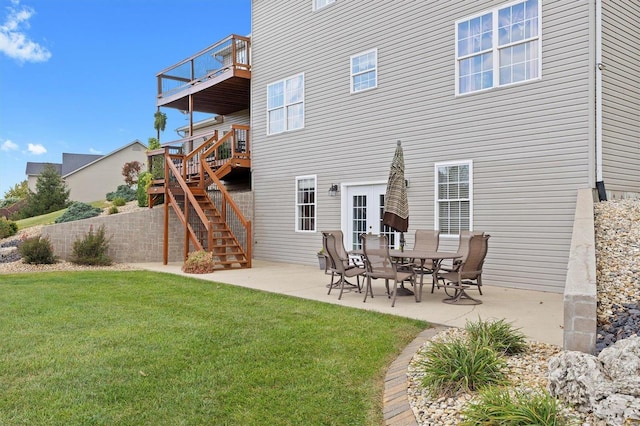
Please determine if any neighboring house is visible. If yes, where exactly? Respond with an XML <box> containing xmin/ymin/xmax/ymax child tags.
<box><xmin>26</xmin><ymin>162</ymin><xmax>65</xmax><ymax>192</ymax></box>
<box><xmin>25</xmin><ymin>140</ymin><xmax>147</xmax><ymax>203</ymax></box>
<box><xmin>63</xmin><ymin>140</ymin><xmax>148</xmax><ymax>202</ymax></box>
<box><xmin>155</xmin><ymin>0</ymin><xmax>639</xmax><ymax>294</ymax></box>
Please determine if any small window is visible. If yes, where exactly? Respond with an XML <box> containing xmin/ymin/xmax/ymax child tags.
<box><xmin>456</xmin><ymin>0</ymin><xmax>540</xmax><ymax>95</ymax></box>
<box><xmin>350</xmin><ymin>49</ymin><xmax>378</xmax><ymax>93</ymax></box>
<box><xmin>435</xmin><ymin>161</ymin><xmax>473</xmax><ymax>236</ymax></box>
<box><xmin>313</xmin><ymin>0</ymin><xmax>335</xmax><ymax>11</ymax></box>
<box><xmin>267</xmin><ymin>73</ymin><xmax>305</xmax><ymax>135</ymax></box>
<box><xmin>296</xmin><ymin>175</ymin><xmax>316</xmax><ymax>232</ymax></box>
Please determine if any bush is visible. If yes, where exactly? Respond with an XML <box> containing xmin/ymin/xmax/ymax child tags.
<box><xmin>106</xmin><ymin>185</ymin><xmax>136</xmax><ymax>202</ymax></box>
<box><xmin>418</xmin><ymin>337</ymin><xmax>507</xmax><ymax>397</ymax></box>
<box><xmin>55</xmin><ymin>202</ymin><xmax>102</xmax><ymax>224</ymax></box>
<box><xmin>0</xmin><ymin>217</ymin><xmax>18</xmax><ymax>239</ymax></box>
<box><xmin>108</xmin><ymin>206</ymin><xmax>119</xmax><ymax>215</ymax></box>
<box><xmin>461</xmin><ymin>387</ymin><xmax>570</xmax><ymax>426</ymax></box>
<box><xmin>70</xmin><ymin>225</ymin><xmax>112</xmax><ymax>266</ymax></box>
<box><xmin>19</xmin><ymin>236</ymin><xmax>57</xmax><ymax>264</ymax></box>
<box><xmin>137</xmin><ymin>172</ymin><xmax>152</xmax><ymax>207</ymax></box>
<box><xmin>465</xmin><ymin>318</ymin><xmax>528</xmax><ymax>355</ymax></box>
<box><xmin>112</xmin><ymin>197</ymin><xmax>126</xmax><ymax>207</ymax></box>
<box><xmin>182</xmin><ymin>250</ymin><xmax>215</xmax><ymax>274</ymax></box>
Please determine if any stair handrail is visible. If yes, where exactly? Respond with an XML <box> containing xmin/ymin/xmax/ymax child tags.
<box><xmin>201</xmin><ymin>160</ymin><xmax>252</xmax><ymax>266</ymax></box>
<box><xmin>165</xmin><ymin>153</ymin><xmax>212</xmax><ymax>244</ymax></box>
<box><xmin>164</xmin><ymin>182</ymin><xmax>205</xmax><ymax>252</ymax></box>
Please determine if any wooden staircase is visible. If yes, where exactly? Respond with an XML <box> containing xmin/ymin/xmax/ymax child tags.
<box><xmin>148</xmin><ymin>125</ymin><xmax>252</xmax><ymax>268</ymax></box>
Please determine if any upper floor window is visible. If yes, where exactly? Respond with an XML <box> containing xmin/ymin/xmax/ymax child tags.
<box><xmin>267</xmin><ymin>73</ymin><xmax>305</xmax><ymax>135</ymax></box>
<box><xmin>296</xmin><ymin>175</ymin><xmax>316</xmax><ymax>232</ymax></box>
<box><xmin>456</xmin><ymin>0</ymin><xmax>540</xmax><ymax>95</ymax></box>
<box><xmin>350</xmin><ymin>49</ymin><xmax>378</xmax><ymax>93</ymax></box>
<box><xmin>313</xmin><ymin>0</ymin><xmax>335</xmax><ymax>11</ymax></box>
<box><xmin>435</xmin><ymin>161</ymin><xmax>472</xmax><ymax>236</ymax></box>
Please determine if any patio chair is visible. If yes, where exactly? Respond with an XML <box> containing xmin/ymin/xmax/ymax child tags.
<box><xmin>325</xmin><ymin>233</ymin><xmax>365</xmax><ymax>300</ymax></box>
<box><xmin>322</xmin><ymin>230</ymin><xmax>358</xmax><ymax>287</ymax></box>
<box><xmin>436</xmin><ymin>234</ymin><xmax>490</xmax><ymax>305</ymax></box>
<box><xmin>361</xmin><ymin>233</ymin><xmax>418</xmax><ymax>307</ymax></box>
<box><xmin>438</xmin><ymin>231</ymin><xmax>485</xmax><ymax>289</ymax></box>
<box><xmin>411</xmin><ymin>229</ymin><xmax>440</xmax><ymax>277</ymax></box>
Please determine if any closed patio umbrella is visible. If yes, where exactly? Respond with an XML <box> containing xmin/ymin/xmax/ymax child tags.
<box><xmin>383</xmin><ymin>140</ymin><xmax>409</xmax><ymax>251</ymax></box>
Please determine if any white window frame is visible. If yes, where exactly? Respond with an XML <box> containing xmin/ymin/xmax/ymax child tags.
<box><xmin>350</xmin><ymin>48</ymin><xmax>378</xmax><ymax>93</ymax></box>
<box><xmin>434</xmin><ymin>160</ymin><xmax>473</xmax><ymax>237</ymax></box>
<box><xmin>455</xmin><ymin>0</ymin><xmax>541</xmax><ymax>95</ymax></box>
<box><xmin>313</xmin><ymin>0</ymin><xmax>335</xmax><ymax>11</ymax></box>
<box><xmin>267</xmin><ymin>73</ymin><xmax>305</xmax><ymax>135</ymax></box>
<box><xmin>295</xmin><ymin>175</ymin><xmax>317</xmax><ymax>232</ymax></box>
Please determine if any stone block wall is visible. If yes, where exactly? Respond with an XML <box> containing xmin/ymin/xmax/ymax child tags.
<box><xmin>42</xmin><ymin>207</ymin><xmax>187</xmax><ymax>263</ymax></box>
<box><xmin>563</xmin><ymin>188</ymin><xmax>598</xmax><ymax>354</ymax></box>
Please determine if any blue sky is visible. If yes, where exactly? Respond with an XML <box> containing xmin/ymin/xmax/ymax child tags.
<box><xmin>0</xmin><ymin>0</ymin><xmax>251</xmax><ymax>197</ymax></box>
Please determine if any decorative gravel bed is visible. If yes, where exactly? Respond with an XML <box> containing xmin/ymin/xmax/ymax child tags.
<box><xmin>407</xmin><ymin>198</ymin><xmax>639</xmax><ymax>425</ymax></box>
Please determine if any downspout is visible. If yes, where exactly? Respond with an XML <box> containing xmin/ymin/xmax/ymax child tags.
<box><xmin>595</xmin><ymin>0</ymin><xmax>606</xmax><ymax>201</ymax></box>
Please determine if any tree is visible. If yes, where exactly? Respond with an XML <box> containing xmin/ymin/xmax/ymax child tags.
<box><xmin>3</xmin><ymin>180</ymin><xmax>29</xmax><ymax>199</ymax></box>
<box><xmin>154</xmin><ymin>110</ymin><xmax>167</xmax><ymax>143</ymax></box>
<box><xmin>20</xmin><ymin>164</ymin><xmax>70</xmax><ymax>218</ymax></box>
<box><xmin>122</xmin><ymin>161</ymin><xmax>142</xmax><ymax>187</ymax></box>
<box><xmin>147</xmin><ymin>137</ymin><xmax>164</xmax><ymax>180</ymax></box>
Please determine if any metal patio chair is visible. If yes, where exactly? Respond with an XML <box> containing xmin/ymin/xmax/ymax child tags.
<box><xmin>436</xmin><ymin>234</ymin><xmax>490</xmax><ymax>305</ymax></box>
<box><xmin>361</xmin><ymin>233</ymin><xmax>417</xmax><ymax>307</ymax></box>
<box><xmin>324</xmin><ymin>233</ymin><xmax>365</xmax><ymax>299</ymax></box>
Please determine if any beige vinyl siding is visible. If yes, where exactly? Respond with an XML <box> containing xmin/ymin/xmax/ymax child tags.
<box><xmin>64</xmin><ymin>142</ymin><xmax>148</xmax><ymax>203</ymax></box>
<box><xmin>251</xmin><ymin>0</ymin><xmax>595</xmax><ymax>292</ymax></box>
<box><xmin>600</xmin><ymin>3</ymin><xmax>640</xmax><ymax>192</ymax></box>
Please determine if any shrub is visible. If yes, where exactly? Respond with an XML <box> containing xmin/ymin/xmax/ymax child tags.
<box><xmin>137</xmin><ymin>172</ymin><xmax>152</xmax><ymax>207</ymax></box>
<box><xmin>182</xmin><ymin>250</ymin><xmax>215</xmax><ymax>274</ymax></box>
<box><xmin>19</xmin><ymin>236</ymin><xmax>57</xmax><ymax>264</ymax></box>
<box><xmin>465</xmin><ymin>318</ymin><xmax>528</xmax><ymax>355</ymax></box>
<box><xmin>0</xmin><ymin>217</ymin><xmax>18</xmax><ymax>239</ymax></box>
<box><xmin>418</xmin><ymin>337</ymin><xmax>507</xmax><ymax>397</ymax></box>
<box><xmin>112</xmin><ymin>197</ymin><xmax>126</xmax><ymax>207</ymax></box>
<box><xmin>108</xmin><ymin>206</ymin><xmax>119</xmax><ymax>215</ymax></box>
<box><xmin>70</xmin><ymin>225</ymin><xmax>112</xmax><ymax>266</ymax></box>
<box><xmin>106</xmin><ymin>185</ymin><xmax>137</xmax><ymax>202</ymax></box>
<box><xmin>55</xmin><ymin>202</ymin><xmax>102</xmax><ymax>224</ymax></box>
<box><xmin>461</xmin><ymin>387</ymin><xmax>570</xmax><ymax>426</ymax></box>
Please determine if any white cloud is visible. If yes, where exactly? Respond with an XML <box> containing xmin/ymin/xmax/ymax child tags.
<box><xmin>89</xmin><ymin>148</ymin><xmax>102</xmax><ymax>154</ymax></box>
<box><xmin>1</xmin><ymin>139</ymin><xmax>18</xmax><ymax>151</ymax></box>
<box><xmin>27</xmin><ymin>143</ymin><xmax>46</xmax><ymax>155</ymax></box>
<box><xmin>0</xmin><ymin>0</ymin><xmax>51</xmax><ymax>63</ymax></box>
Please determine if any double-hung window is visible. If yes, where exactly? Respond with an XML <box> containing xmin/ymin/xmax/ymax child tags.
<box><xmin>267</xmin><ymin>73</ymin><xmax>304</xmax><ymax>135</ymax></box>
<box><xmin>295</xmin><ymin>175</ymin><xmax>316</xmax><ymax>232</ymax></box>
<box><xmin>350</xmin><ymin>49</ymin><xmax>377</xmax><ymax>93</ymax></box>
<box><xmin>435</xmin><ymin>161</ymin><xmax>472</xmax><ymax>236</ymax></box>
<box><xmin>456</xmin><ymin>0</ymin><xmax>541</xmax><ymax>95</ymax></box>
<box><xmin>313</xmin><ymin>0</ymin><xmax>335</xmax><ymax>11</ymax></box>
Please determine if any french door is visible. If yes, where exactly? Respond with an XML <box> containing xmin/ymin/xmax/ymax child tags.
<box><xmin>345</xmin><ymin>184</ymin><xmax>398</xmax><ymax>251</ymax></box>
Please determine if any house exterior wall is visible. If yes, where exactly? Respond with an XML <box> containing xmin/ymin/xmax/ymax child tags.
<box><xmin>64</xmin><ymin>143</ymin><xmax>147</xmax><ymax>203</ymax></box>
<box><xmin>186</xmin><ymin>110</ymin><xmax>251</xmax><ymax>151</ymax></box>
<box><xmin>600</xmin><ymin>2</ymin><xmax>640</xmax><ymax>193</ymax></box>
<box><xmin>249</xmin><ymin>0</ymin><xmax>605</xmax><ymax>293</ymax></box>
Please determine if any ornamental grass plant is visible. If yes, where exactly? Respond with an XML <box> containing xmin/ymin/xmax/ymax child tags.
<box><xmin>419</xmin><ymin>337</ymin><xmax>508</xmax><ymax>397</ymax></box>
<box><xmin>464</xmin><ymin>317</ymin><xmax>528</xmax><ymax>355</ymax></box>
<box><xmin>460</xmin><ymin>386</ymin><xmax>571</xmax><ymax>426</ymax></box>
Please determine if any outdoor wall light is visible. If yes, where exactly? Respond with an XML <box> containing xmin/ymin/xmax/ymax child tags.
<box><xmin>328</xmin><ymin>184</ymin><xmax>339</xmax><ymax>197</ymax></box>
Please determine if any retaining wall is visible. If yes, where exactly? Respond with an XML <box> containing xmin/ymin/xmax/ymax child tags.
<box><xmin>42</xmin><ymin>207</ymin><xmax>187</xmax><ymax>263</ymax></box>
<box><xmin>563</xmin><ymin>188</ymin><xmax>598</xmax><ymax>353</ymax></box>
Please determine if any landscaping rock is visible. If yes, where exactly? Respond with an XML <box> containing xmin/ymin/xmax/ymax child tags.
<box><xmin>548</xmin><ymin>335</ymin><xmax>640</xmax><ymax>425</ymax></box>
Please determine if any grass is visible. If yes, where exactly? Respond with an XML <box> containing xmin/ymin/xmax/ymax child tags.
<box><xmin>0</xmin><ymin>271</ymin><xmax>427</xmax><ymax>425</ymax></box>
<box><xmin>15</xmin><ymin>200</ymin><xmax>109</xmax><ymax>230</ymax></box>
<box><xmin>461</xmin><ymin>387</ymin><xmax>571</xmax><ymax>426</ymax></box>
<box><xmin>464</xmin><ymin>317</ymin><xmax>528</xmax><ymax>355</ymax></box>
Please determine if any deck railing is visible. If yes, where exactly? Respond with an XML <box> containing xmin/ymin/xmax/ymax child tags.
<box><xmin>156</xmin><ymin>34</ymin><xmax>250</xmax><ymax>100</ymax></box>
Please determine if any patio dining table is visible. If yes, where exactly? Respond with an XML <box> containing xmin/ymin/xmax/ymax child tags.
<box><xmin>349</xmin><ymin>249</ymin><xmax>460</xmax><ymax>302</ymax></box>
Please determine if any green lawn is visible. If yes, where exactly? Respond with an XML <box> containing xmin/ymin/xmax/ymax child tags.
<box><xmin>0</xmin><ymin>271</ymin><xmax>428</xmax><ymax>425</ymax></box>
<box><xmin>15</xmin><ymin>201</ymin><xmax>108</xmax><ymax>229</ymax></box>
